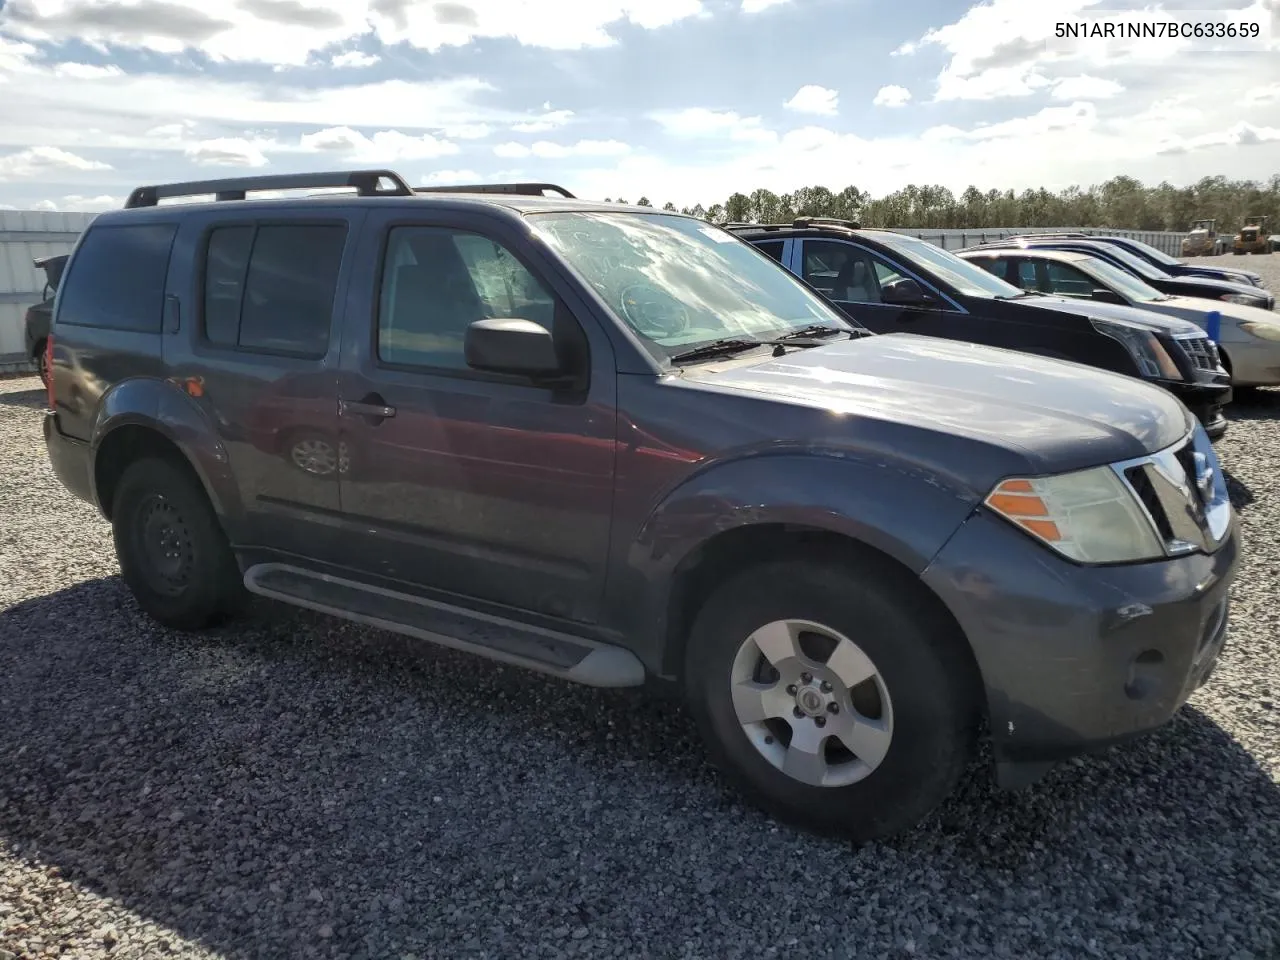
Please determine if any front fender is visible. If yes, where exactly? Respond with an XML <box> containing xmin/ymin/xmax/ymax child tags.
<box><xmin>608</xmin><ymin>450</ymin><xmax>983</xmax><ymax>673</ymax></box>
<box><xmin>91</xmin><ymin>377</ymin><xmax>241</xmax><ymax>522</ymax></box>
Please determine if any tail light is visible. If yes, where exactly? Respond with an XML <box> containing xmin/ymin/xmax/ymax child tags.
<box><xmin>44</xmin><ymin>334</ymin><xmax>55</xmax><ymax>410</ymax></box>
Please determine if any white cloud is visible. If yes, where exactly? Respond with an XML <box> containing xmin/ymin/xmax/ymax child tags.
<box><xmin>0</xmin><ymin>146</ymin><xmax>110</xmax><ymax>179</ymax></box>
<box><xmin>512</xmin><ymin>109</ymin><xmax>574</xmax><ymax>133</ymax></box>
<box><xmin>784</xmin><ymin>84</ymin><xmax>839</xmax><ymax>116</ymax></box>
<box><xmin>420</xmin><ymin>169</ymin><xmax>482</xmax><ymax>185</ymax></box>
<box><xmin>1246</xmin><ymin>83</ymin><xmax>1280</xmax><ymax>105</ymax></box>
<box><xmin>300</xmin><ymin>126</ymin><xmax>461</xmax><ymax>161</ymax></box>
<box><xmin>444</xmin><ymin>123</ymin><xmax>493</xmax><ymax>139</ymax></box>
<box><xmin>650</xmin><ymin>108</ymin><xmax>777</xmax><ymax>144</ymax></box>
<box><xmin>493</xmin><ymin>139</ymin><xmax>631</xmax><ymax>159</ymax></box>
<box><xmin>51</xmin><ymin>61</ymin><xmax>123</xmax><ymax>79</ymax></box>
<box><xmin>1158</xmin><ymin>121</ymin><xmax>1280</xmax><ymax>155</ymax></box>
<box><xmin>331</xmin><ymin>50</ymin><xmax>380</xmax><ymax>68</ymax></box>
<box><xmin>185</xmin><ymin>138</ymin><xmax>270</xmax><ymax>167</ymax></box>
<box><xmin>1051</xmin><ymin>75</ymin><xmax>1122</xmax><ymax>100</ymax></box>
<box><xmin>927</xmin><ymin>101</ymin><xmax>1098</xmax><ymax>142</ymax></box>
<box><xmin>39</xmin><ymin>193</ymin><xmax>120</xmax><ymax>212</ymax></box>
<box><xmin>872</xmin><ymin>85</ymin><xmax>912</xmax><ymax>108</ymax></box>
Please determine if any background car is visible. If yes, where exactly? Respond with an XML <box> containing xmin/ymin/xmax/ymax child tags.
<box><xmin>996</xmin><ymin>232</ymin><xmax>1266</xmax><ymax>289</ymax></box>
<box><xmin>960</xmin><ymin>247</ymin><xmax>1280</xmax><ymax>388</ymax></box>
<box><xmin>730</xmin><ymin>219</ymin><xmax>1231</xmax><ymax>437</ymax></box>
<box><xmin>960</xmin><ymin>237</ymin><xmax>1274</xmax><ymax>311</ymax></box>
<box><xmin>23</xmin><ymin>253</ymin><xmax>67</xmax><ymax>386</ymax></box>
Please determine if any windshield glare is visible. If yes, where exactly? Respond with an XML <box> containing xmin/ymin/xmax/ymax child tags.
<box><xmin>1086</xmin><ymin>243</ymin><xmax>1172</xmax><ymax>280</ymax></box>
<box><xmin>1117</xmin><ymin>236</ymin><xmax>1180</xmax><ymax>267</ymax></box>
<box><xmin>880</xmin><ymin>235</ymin><xmax>1025</xmax><ymax>298</ymax></box>
<box><xmin>529</xmin><ymin>212</ymin><xmax>855</xmax><ymax>360</ymax></box>
<box><xmin>1081</xmin><ymin>256</ymin><xmax>1166</xmax><ymax>302</ymax></box>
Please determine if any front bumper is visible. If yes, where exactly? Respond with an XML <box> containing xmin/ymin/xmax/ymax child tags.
<box><xmin>1162</xmin><ymin>380</ymin><xmax>1230</xmax><ymax>439</ymax></box>
<box><xmin>922</xmin><ymin>508</ymin><xmax>1239</xmax><ymax>780</ymax></box>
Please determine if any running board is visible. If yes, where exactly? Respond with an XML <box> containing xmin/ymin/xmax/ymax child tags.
<box><xmin>242</xmin><ymin>563</ymin><xmax>645</xmax><ymax>688</ymax></box>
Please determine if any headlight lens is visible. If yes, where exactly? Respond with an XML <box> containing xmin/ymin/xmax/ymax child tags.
<box><xmin>1090</xmin><ymin>319</ymin><xmax>1182</xmax><ymax>379</ymax></box>
<box><xmin>1222</xmin><ymin>294</ymin><xmax>1266</xmax><ymax>306</ymax></box>
<box><xmin>985</xmin><ymin>467</ymin><xmax>1165</xmax><ymax>564</ymax></box>
<box><xmin>1240</xmin><ymin>320</ymin><xmax>1280</xmax><ymax>341</ymax></box>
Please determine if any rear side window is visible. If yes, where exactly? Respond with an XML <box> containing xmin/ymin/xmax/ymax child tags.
<box><xmin>754</xmin><ymin>240</ymin><xmax>785</xmax><ymax>262</ymax></box>
<box><xmin>201</xmin><ymin>223</ymin><xmax>346</xmax><ymax>358</ymax></box>
<box><xmin>57</xmin><ymin>223</ymin><xmax>176</xmax><ymax>331</ymax></box>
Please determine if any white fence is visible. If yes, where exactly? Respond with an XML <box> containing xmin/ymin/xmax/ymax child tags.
<box><xmin>0</xmin><ymin>213</ymin><xmax>1190</xmax><ymax>374</ymax></box>
<box><xmin>0</xmin><ymin>211</ymin><xmax>98</xmax><ymax>372</ymax></box>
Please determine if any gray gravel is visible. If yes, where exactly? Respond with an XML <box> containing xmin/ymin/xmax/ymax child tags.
<box><xmin>3</xmin><ymin>267</ymin><xmax>1280</xmax><ymax>960</ymax></box>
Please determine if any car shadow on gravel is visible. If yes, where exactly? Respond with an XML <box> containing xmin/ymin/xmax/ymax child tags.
<box><xmin>0</xmin><ymin>387</ymin><xmax>45</xmax><ymax>410</ymax></box>
<box><xmin>2</xmin><ymin>577</ymin><xmax>1278</xmax><ymax>958</ymax></box>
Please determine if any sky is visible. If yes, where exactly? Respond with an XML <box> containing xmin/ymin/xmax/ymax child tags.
<box><xmin>0</xmin><ymin>0</ymin><xmax>1277</xmax><ymax>212</ymax></box>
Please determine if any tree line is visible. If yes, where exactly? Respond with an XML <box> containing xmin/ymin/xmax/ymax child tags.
<box><xmin>604</xmin><ymin>174</ymin><xmax>1280</xmax><ymax>233</ymax></box>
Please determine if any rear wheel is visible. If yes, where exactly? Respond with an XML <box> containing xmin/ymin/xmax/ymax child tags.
<box><xmin>35</xmin><ymin>340</ymin><xmax>49</xmax><ymax>387</ymax></box>
<box><xmin>111</xmin><ymin>456</ymin><xmax>245</xmax><ymax>630</ymax></box>
<box><xmin>684</xmin><ymin>558</ymin><xmax>979</xmax><ymax>841</ymax></box>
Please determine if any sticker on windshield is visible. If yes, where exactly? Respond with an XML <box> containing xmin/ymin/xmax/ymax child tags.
<box><xmin>697</xmin><ymin>226</ymin><xmax>738</xmax><ymax>244</ymax></box>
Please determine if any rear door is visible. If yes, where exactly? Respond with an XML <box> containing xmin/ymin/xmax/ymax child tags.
<box><xmin>163</xmin><ymin>212</ymin><xmax>362</xmax><ymax>561</ymax></box>
<box><xmin>332</xmin><ymin>207</ymin><xmax>618</xmax><ymax>624</ymax></box>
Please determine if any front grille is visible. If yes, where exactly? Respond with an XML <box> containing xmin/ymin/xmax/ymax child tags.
<box><xmin>1112</xmin><ymin>430</ymin><xmax>1232</xmax><ymax>557</ymax></box>
<box><xmin>1173</xmin><ymin>333</ymin><xmax>1221</xmax><ymax>373</ymax></box>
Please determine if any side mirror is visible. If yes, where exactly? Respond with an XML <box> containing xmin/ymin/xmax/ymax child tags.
<box><xmin>880</xmin><ymin>278</ymin><xmax>935</xmax><ymax>307</ymax></box>
<box><xmin>465</xmin><ymin>318</ymin><xmax>563</xmax><ymax>378</ymax></box>
<box><xmin>1091</xmin><ymin>288</ymin><xmax>1126</xmax><ymax>305</ymax></box>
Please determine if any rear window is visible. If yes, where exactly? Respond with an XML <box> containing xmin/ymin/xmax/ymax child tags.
<box><xmin>201</xmin><ymin>222</ymin><xmax>347</xmax><ymax>358</ymax></box>
<box><xmin>56</xmin><ymin>223</ymin><xmax>177</xmax><ymax>331</ymax></box>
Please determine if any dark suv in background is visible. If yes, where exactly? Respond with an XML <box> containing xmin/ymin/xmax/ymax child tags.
<box><xmin>23</xmin><ymin>253</ymin><xmax>68</xmax><ymax>385</ymax></box>
<box><xmin>730</xmin><ymin>219</ymin><xmax>1231</xmax><ymax>438</ymax></box>
<box><xmin>43</xmin><ymin>171</ymin><xmax>1238</xmax><ymax>840</ymax></box>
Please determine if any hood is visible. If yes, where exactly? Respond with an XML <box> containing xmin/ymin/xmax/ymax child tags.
<box><xmin>1170</xmin><ymin>274</ymin><xmax>1269</xmax><ymax>300</ymax></box>
<box><xmin>1181</xmin><ymin>265</ymin><xmax>1263</xmax><ymax>286</ymax></box>
<box><xmin>34</xmin><ymin>254</ymin><xmax>68</xmax><ymax>294</ymax></box>
<box><xmin>1161</xmin><ymin>296</ymin><xmax>1280</xmax><ymax>327</ymax></box>
<box><xmin>679</xmin><ymin>334</ymin><xmax>1190</xmax><ymax>474</ymax></box>
<box><xmin>1013</xmin><ymin>294</ymin><xmax>1204</xmax><ymax>336</ymax></box>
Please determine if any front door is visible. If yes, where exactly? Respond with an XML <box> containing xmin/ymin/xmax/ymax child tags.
<box><xmin>794</xmin><ymin>238</ymin><xmax>955</xmax><ymax>338</ymax></box>
<box><xmin>334</xmin><ymin>212</ymin><xmax>617</xmax><ymax>624</ymax></box>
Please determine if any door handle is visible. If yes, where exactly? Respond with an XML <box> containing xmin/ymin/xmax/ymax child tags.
<box><xmin>339</xmin><ymin>396</ymin><xmax>397</xmax><ymax>420</ymax></box>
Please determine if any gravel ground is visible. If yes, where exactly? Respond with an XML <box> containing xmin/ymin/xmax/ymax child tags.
<box><xmin>2</xmin><ymin>270</ymin><xmax>1280</xmax><ymax>959</ymax></box>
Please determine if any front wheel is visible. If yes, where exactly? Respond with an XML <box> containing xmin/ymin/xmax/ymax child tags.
<box><xmin>684</xmin><ymin>558</ymin><xmax>979</xmax><ymax>840</ymax></box>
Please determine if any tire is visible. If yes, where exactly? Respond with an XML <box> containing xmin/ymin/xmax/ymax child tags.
<box><xmin>111</xmin><ymin>456</ymin><xmax>245</xmax><ymax>630</ymax></box>
<box><xmin>683</xmin><ymin>557</ymin><xmax>979</xmax><ymax>841</ymax></box>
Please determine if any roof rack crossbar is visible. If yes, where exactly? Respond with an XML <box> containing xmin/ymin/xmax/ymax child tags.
<box><xmin>124</xmin><ymin>169</ymin><xmax>415</xmax><ymax>209</ymax></box>
<box><xmin>792</xmin><ymin>216</ymin><xmax>861</xmax><ymax>229</ymax></box>
<box><xmin>413</xmin><ymin>182</ymin><xmax>576</xmax><ymax>198</ymax></box>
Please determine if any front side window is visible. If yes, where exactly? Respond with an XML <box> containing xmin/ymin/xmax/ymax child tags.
<box><xmin>201</xmin><ymin>223</ymin><xmax>346</xmax><ymax>358</ymax></box>
<box><xmin>801</xmin><ymin>240</ymin><xmax>917</xmax><ymax>305</ymax></box>
<box><xmin>378</xmin><ymin>226</ymin><xmax>557</xmax><ymax>370</ymax></box>
<box><xmin>1079</xmin><ymin>256</ymin><xmax>1166</xmax><ymax>302</ymax></box>
<box><xmin>1042</xmin><ymin>261</ymin><xmax>1098</xmax><ymax>298</ymax></box>
<box><xmin>529</xmin><ymin>212</ymin><xmax>854</xmax><ymax>360</ymax></box>
<box><xmin>877</xmin><ymin>234</ymin><xmax>1025</xmax><ymax>299</ymax></box>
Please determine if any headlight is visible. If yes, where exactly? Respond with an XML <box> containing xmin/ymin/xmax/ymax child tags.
<box><xmin>1090</xmin><ymin>319</ymin><xmax>1182</xmax><ymax>380</ymax></box>
<box><xmin>1222</xmin><ymin>294</ymin><xmax>1267</xmax><ymax>307</ymax></box>
<box><xmin>1240</xmin><ymin>320</ymin><xmax>1280</xmax><ymax>341</ymax></box>
<box><xmin>985</xmin><ymin>467</ymin><xmax>1164</xmax><ymax>564</ymax></box>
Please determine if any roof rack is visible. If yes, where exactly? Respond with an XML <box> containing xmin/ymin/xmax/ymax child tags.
<box><xmin>124</xmin><ymin>169</ymin><xmax>414</xmax><ymax>209</ymax></box>
<box><xmin>792</xmin><ymin>216</ymin><xmax>861</xmax><ymax>230</ymax></box>
<box><xmin>413</xmin><ymin>182</ymin><xmax>576</xmax><ymax>198</ymax></box>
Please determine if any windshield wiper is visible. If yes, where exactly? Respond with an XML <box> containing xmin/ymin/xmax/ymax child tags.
<box><xmin>775</xmin><ymin>324</ymin><xmax>849</xmax><ymax>341</ymax></box>
<box><xmin>668</xmin><ymin>338</ymin><xmax>766</xmax><ymax>364</ymax></box>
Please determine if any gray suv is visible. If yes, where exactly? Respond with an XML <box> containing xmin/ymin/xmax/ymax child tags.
<box><xmin>42</xmin><ymin>170</ymin><xmax>1239</xmax><ymax>840</ymax></box>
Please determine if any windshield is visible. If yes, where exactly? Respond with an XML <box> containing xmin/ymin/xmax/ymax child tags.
<box><xmin>1081</xmin><ymin>243</ymin><xmax>1172</xmax><ymax>281</ymax></box>
<box><xmin>529</xmin><ymin>212</ymin><xmax>856</xmax><ymax>360</ymax></box>
<box><xmin>1079</xmin><ymin>255</ymin><xmax>1168</xmax><ymax>302</ymax></box>
<box><xmin>1115</xmin><ymin>236</ymin><xmax>1181</xmax><ymax>267</ymax></box>
<box><xmin>877</xmin><ymin>234</ymin><xmax>1025</xmax><ymax>299</ymax></box>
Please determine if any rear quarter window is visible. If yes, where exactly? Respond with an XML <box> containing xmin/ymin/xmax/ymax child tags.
<box><xmin>56</xmin><ymin>223</ymin><xmax>177</xmax><ymax>331</ymax></box>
